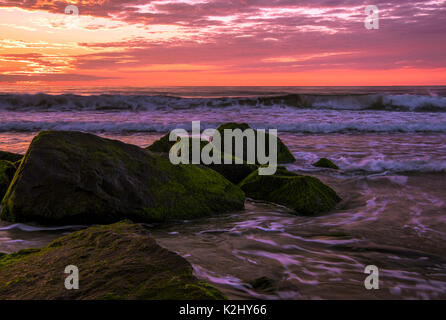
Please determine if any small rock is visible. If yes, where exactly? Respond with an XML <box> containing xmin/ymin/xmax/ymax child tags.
<box><xmin>239</xmin><ymin>167</ymin><xmax>341</xmax><ymax>215</ymax></box>
<box><xmin>313</xmin><ymin>158</ymin><xmax>339</xmax><ymax>170</ymax></box>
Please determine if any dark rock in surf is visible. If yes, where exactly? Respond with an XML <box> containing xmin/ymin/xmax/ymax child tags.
<box><xmin>146</xmin><ymin>134</ymin><xmax>209</xmax><ymax>158</ymax></box>
<box><xmin>206</xmin><ymin>162</ymin><xmax>258</xmax><ymax>185</ymax></box>
<box><xmin>0</xmin><ymin>160</ymin><xmax>17</xmax><ymax>200</ymax></box>
<box><xmin>145</xmin><ymin>133</ymin><xmax>177</xmax><ymax>154</ymax></box>
<box><xmin>0</xmin><ymin>221</ymin><xmax>226</xmax><ymax>300</ymax></box>
<box><xmin>144</xmin><ymin>122</ymin><xmax>296</xmax><ymax>183</ymax></box>
<box><xmin>0</xmin><ymin>131</ymin><xmax>245</xmax><ymax>224</ymax></box>
<box><xmin>146</xmin><ymin>132</ymin><xmax>258</xmax><ymax>184</ymax></box>
<box><xmin>0</xmin><ymin>150</ymin><xmax>23</xmax><ymax>163</ymax></box>
<box><xmin>239</xmin><ymin>167</ymin><xmax>341</xmax><ymax>215</ymax></box>
<box><xmin>313</xmin><ymin>158</ymin><xmax>339</xmax><ymax>170</ymax></box>
<box><xmin>215</xmin><ymin>123</ymin><xmax>296</xmax><ymax>164</ymax></box>
<box><xmin>247</xmin><ymin>276</ymin><xmax>276</xmax><ymax>294</ymax></box>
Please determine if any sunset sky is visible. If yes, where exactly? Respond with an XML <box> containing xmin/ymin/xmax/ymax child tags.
<box><xmin>0</xmin><ymin>0</ymin><xmax>445</xmax><ymax>86</ymax></box>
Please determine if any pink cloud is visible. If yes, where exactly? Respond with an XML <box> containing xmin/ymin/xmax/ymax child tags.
<box><xmin>0</xmin><ymin>0</ymin><xmax>445</xmax><ymax>84</ymax></box>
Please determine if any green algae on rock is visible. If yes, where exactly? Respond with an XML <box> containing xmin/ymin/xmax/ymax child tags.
<box><xmin>146</xmin><ymin>132</ymin><xmax>257</xmax><ymax>184</ymax></box>
<box><xmin>0</xmin><ymin>131</ymin><xmax>245</xmax><ymax>224</ymax></box>
<box><xmin>0</xmin><ymin>221</ymin><xmax>226</xmax><ymax>300</ymax></box>
<box><xmin>0</xmin><ymin>150</ymin><xmax>23</xmax><ymax>163</ymax></box>
<box><xmin>170</xmin><ymin>137</ymin><xmax>212</xmax><ymax>163</ymax></box>
<box><xmin>0</xmin><ymin>160</ymin><xmax>17</xmax><ymax>200</ymax></box>
<box><xmin>146</xmin><ymin>133</ymin><xmax>177</xmax><ymax>153</ymax></box>
<box><xmin>215</xmin><ymin>123</ymin><xmax>296</xmax><ymax>164</ymax></box>
<box><xmin>239</xmin><ymin>167</ymin><xmax>341</xmax><ymax>215</ymax></box>
<box><xmin>145</xmin><ymin>122</ymin><xmax>295</xmax><ymax>181</ymax></box>
<box><xmin>206</xmin><ymin>162</ymin><xmax>258</xmax><ymax>185</ymax></box>
<box><xmin>313</xmin><ymin>158</ymin><xmax>339</xmax><ymax>170</ymax></box>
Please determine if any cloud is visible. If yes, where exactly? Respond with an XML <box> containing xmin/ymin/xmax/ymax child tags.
<box><xmin>0</xmin><ymin>0</ymin><xmax>445</xmax><ymax>84</ymax></box>
<box><xmin>0</xmin><ymin>73</ymin><xmax>114</xmax><ymax>83</ymax></box>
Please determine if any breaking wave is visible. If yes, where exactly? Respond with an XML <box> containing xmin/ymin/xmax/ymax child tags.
<box><xmin>1</xmin><ymin>93</ymin><xmax>446</xmax><ymax>112</ymax></box>
<box><xmin>0</xmin><ymin>120</ymin><xmax>446</xmax><ymax>133</ymax></box>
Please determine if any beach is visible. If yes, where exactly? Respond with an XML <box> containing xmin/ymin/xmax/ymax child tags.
<box><xmin>1</xmin><ymin>86</ymin><xmax>446</xmax><ymax>299</ymax></box>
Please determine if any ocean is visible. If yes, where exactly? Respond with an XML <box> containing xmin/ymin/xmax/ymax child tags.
<box><xmin>1</xmin><ymin>86</ymin><xmax>446</xmax><ymax>299</ymax></box>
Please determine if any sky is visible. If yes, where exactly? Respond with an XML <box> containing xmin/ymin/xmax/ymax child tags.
<box><xmin>0</xmin><ymin>0</ymin><xmax>445</xmax><ymax>86</ymax></box>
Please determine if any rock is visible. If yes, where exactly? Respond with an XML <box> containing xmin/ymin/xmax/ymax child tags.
<box><xmin>215</xmin><ymin>123</ymin><xmax>296</xmax><ymax>164</ymax></box>
<box><xmin>0</xmin><ymin>160</ymin><xmax>16</xmax><ymax>200</ymax></box>
<box><xmin>191</xmin><ymin>138</ymin><xmax>259</xmax><ymax>184</ymax></box>
<box><xmin>170</xmin><ymin>137</ymin><xmax>211</xmax><ymax>162</ymax></box>
<box><xmin>313</xmin><ymin>158</ymin><xmax>339</xmax><ymax>170</ymax></box>
<box><xmin>0</xmin><ymin>221</ymin><xmax>226</xmax><ymax>300</ymax></box>
<box><xmin>239</xmin><ymin>167</ymin><xmax>341</xmax><ymax>215</ymax></box>
<box><xmin>145</xmin><ymin>122</ymin><xmax>296</xmax><ymax>183</ymax></box>
<box><xmin>147</xmin><ymin>133</ymin><xmax>257</xmax><ymax>184</ymax></box>
<box><xmin>0</xmin><ymin>150</ymin><xmax>23</xmax><ymax>162</ymax></box>
<box><xmin>13</xmin><ymin>159</ymin><xmax>22</xmax><ymax>168</ymax></box>
<box><xmin>216</xmin><ymin>122</ymin><xmax>252</xmax><ymax>133</ymax></box>
<box><xmin>247</xmin><ymin>276</ymin><xmax>275</xmax><ymax>293</ymax></box>
<box><xmin>207</xmin><ymin>163</ymin><xmax>258</xmax><ymax>185</ymax></box>
<box><xmin>1</xmin><ymin>131</ymin><xmax>245</xmax><ymax>224</ymax></box>
<box><xmin>146</xmin><ymin>133</ymin><xmax>177</xmax><ymax>153</ymax></box>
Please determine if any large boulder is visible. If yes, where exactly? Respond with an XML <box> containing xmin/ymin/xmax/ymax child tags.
<box><xmin>1</xmin><ymin>131</ymin><xmax>245</xmax><ymax>224</ymax></box>
<box><xmin>215</xmin><ymin>123</ymin><xmax>296</xmax><ymax>164</ymax></box>
<box><xmin>0</xmin><ymin>221</ymin><xmax>225</xmax><ymax>300</ymax></box>
<box><xmin>0</xmin><ymin>150</ymin><xmax>23</xmax><ymax>163</ymax></box>
<box><xmin>239</xmin><ymin>167</ymin><xmax>341</xmax><ymax>215</ymax></box>
<box><xmin>0</xmin><ymin>160</ymin><xmax>16</xmax><ymax>200</ymax></box>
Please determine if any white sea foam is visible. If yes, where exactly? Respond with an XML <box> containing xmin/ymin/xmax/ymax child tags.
<box><xmin>338</xmin><ymin>158</ymin><xmax>446</xmax><ymax>173</ymax></box>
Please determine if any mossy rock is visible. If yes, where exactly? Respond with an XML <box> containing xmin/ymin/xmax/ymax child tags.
<box><xmin>146</xmin><ymin>133</ymin><xmax>178</xmax><ymax>153</ymax></box>
<box><xmin>0</xmin><ymin>150</ymin><xmax>23</xmax><ymax>163</ymax></box>
<box><xmin>313</xmin><ymin>158</ymin><xmax>339</xmax><ymax>170</ymax></box>
<box><xmin>0</xmin><ymin>160</ymin><xmax>17</xmax><ymax>200</ymax></box>
<box><xmin>216</xmin><ymin>122</ymin><xmax>252</xmax><ymax>132</ymax></box>
<box><xmin>215</xmin><ymin>123</ymin><xmax>296</xmax><ymax>164</ymax></box>
<box><xmin>206</xmin><ymin>163</ymin><xmax>258</xmax><ymax>185</ymax></box>
<box><xmin>147</xmin><ymin>132</ymin><xmax>257</xmax><ymax>184</ymax></box>
<box><xmin>239</xmin><ymin>167</ymin><xmax>341</xmax><ymax>215</ymax></box>
<box><xmin>197</xmin><ymin>139</ymin><xmax>259</xmax><ymax>185</ymax></box>
<box><xmin>0</xmin><ymin>221</ymin><xmax>226</xmax><ymax>300</ymax></box>
<box><xmin>1</xmin><ymin>131</ymin><xmax>245</xmax><ymax>224</ymax></box>
<box><xmin>170</xmin><ymin>137</ymin><xmax>211</xmax><ymax>163</ymax></box>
